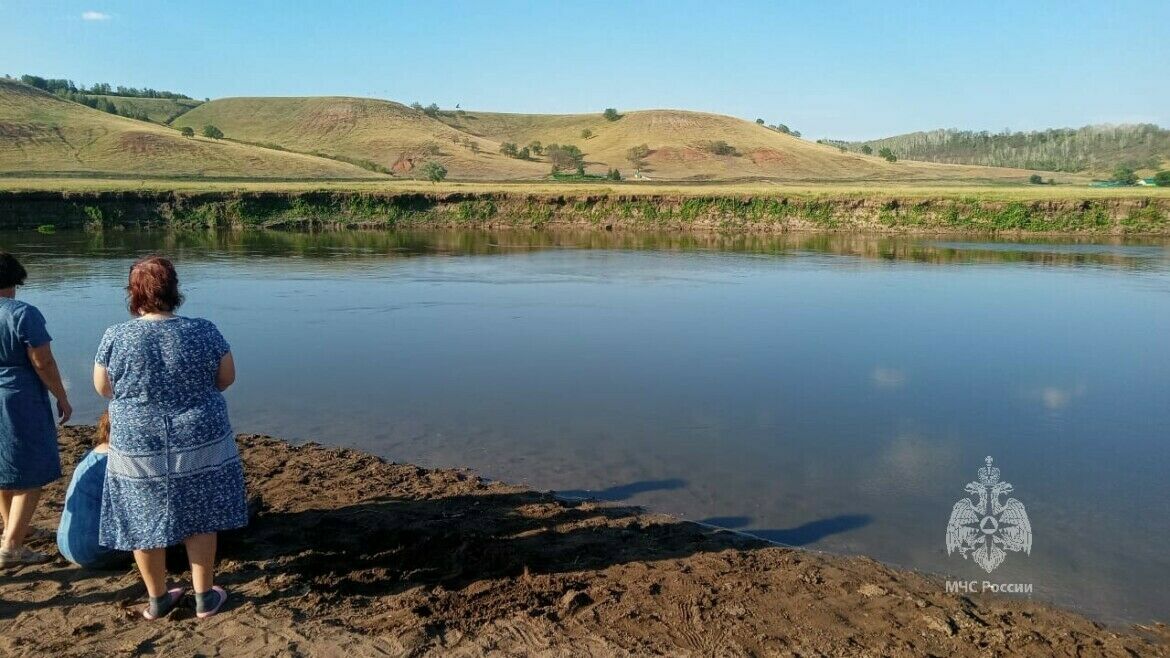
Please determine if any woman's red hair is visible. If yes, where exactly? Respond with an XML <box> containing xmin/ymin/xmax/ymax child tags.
<box><xmin>127</xmin><ymin>256</ymin><xmax>183</xmax><ymax>316</ymax></box>
<box><xmin>96</xmin><ymin>411</ymin><xmax>110</xmax><ymax>445</ymax></box>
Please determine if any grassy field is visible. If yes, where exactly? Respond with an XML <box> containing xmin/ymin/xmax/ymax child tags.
<box><xmin>0</xmin><ymin>80</ymin><xmax>382</xmax><ymax>179</ymax></box>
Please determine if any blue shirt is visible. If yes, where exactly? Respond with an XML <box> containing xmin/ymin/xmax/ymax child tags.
<box><xmin>57</xmin><ymin>448</ymin><xmax>125</xmax><ymax>568</ymax></box>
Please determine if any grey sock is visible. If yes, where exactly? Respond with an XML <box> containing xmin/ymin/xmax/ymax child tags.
<box><xmin>148</xmin><ymin>593</ymin><xmax>177</xmax><ymax>618</ymax></box>
<box><xmin>195</xmin><ymin>588</ymin><xmax>222</xmax><ymax>614</ymax></box>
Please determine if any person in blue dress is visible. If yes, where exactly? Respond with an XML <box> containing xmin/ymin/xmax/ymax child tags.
<box><xmin>57</xmin><ymin>411</ymin><xmax>130</xmax><ymax>569</ymax></box>
<box><xmin>0</xmin><ymin>252</ymin><xmax>72</xmax><ymax>568</ymax></box>
<box><xmin>93</xmin><ymin>256</ymin><xmax>246</xmax><ymax>620</ymax></box>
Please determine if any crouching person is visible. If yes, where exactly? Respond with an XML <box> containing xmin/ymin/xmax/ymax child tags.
<box><xmin>56</xmin><ymin>412</ymin><xmax>130</xmax><ymax>569</ymax></box>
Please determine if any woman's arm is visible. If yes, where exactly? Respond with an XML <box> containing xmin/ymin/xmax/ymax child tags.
<box><xmin>216</xmin><ymin>352</ymin><xmax>236</xmax><ymax>391</ymax></box>
<box><xmin>28</xmin><ymin>343</ymin><xmax>72</xmax><ymax>423</ymax></box>
<box><xmin>93</xmin><ymin>363</ymin><xmax>113</xmax><ymax>399</ymax></box>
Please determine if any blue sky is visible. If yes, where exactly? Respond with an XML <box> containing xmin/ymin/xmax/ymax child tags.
<box><xmin>2</xmin><ymin>1</ymin><xmax>1166</xmax><ymax>140</ymax></box>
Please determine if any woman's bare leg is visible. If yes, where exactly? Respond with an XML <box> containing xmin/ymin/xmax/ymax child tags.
<box><xmin>133</xmin><ymin>548</ymin><xmax>168</xmax><ymax>598</ymax></box>
<box><xmin>0</xmin><ymin>489</ymin><xmax>11</xmax><ymax>529</ymax></box>
<box><xmin>0</xmin><ymin>488</ymin><xmax>42</xmax><ymax>550</ymax></box>
<box><xmin>184</xmin><ymin>532</ymin><xmax>217</xmax><ymax>594</ymax></box>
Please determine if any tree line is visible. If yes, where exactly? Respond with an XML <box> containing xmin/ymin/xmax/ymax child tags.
<box><xmin>832</xmin><ymin>124</ymin><xmax>1170</xmax><ymax>173</ymax></box>
<box><xmin>18</xmin><ymin>74</ymin><xmax>192</xmax><ymax>99</ymax></box>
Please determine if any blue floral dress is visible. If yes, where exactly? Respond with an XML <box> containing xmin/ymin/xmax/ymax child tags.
<box><xmin>0</xmin><ymin>299</ymin><xmax>60</xmax><ymax>489</ymax></box>
<box><xmin>95</xmin><ymin>317</ymin><xmax>247</xmax><ymax>551</ymax></box>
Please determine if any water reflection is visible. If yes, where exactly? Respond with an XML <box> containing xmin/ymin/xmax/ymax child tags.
<box><xmin>10</xmin><ymin>228</ymin><xmax>1168</xmax><ymax>273</ymax></box>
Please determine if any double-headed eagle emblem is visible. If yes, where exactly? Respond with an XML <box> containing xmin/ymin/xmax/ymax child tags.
<box><xmin>945</xmin><ymin>456</ymin><xmax>1032</xmax><ymax>572</ymax></box>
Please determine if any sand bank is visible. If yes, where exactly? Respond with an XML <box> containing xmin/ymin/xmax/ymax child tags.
<box><xmin>0</xmin><ymin>427</ymin><xmax>1165</xmax><ymax>657</ymax></box>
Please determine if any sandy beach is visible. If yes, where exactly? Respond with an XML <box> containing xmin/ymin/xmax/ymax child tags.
<box><xmin>0</xmin><ymin>427</ymin><xmax>1165</xmax><ymax>657</ymax></box>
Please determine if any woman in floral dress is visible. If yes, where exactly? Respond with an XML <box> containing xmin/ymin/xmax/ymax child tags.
<box><xmin>94</xmin><ymin>256</ymin><xmax>246</xmax><ymax>620</ymax></box>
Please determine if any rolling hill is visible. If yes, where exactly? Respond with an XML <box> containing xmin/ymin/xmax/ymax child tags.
<box><xmin>0</xmin><ymin>79</ymin><xmax>380</xmax><ymax>179</ymax></box>
<box><xmin>175</xmin><ymin>97</ymin><xmax>1066</xmax><ymax>183</ymax></box>
<box><xmin>172</xmin><ymin>97</ymin><xmax>550</xmax><ymax>179</ymax></box>
<box><xmin>2</xmin><ymin>76</ymin><xmax>1088</xmax><ymax>184</ymax></box>
<box><xmin>833</xmin><ymin>125</ymin><xmax>1170</xmax><ymax>175</ymax></box>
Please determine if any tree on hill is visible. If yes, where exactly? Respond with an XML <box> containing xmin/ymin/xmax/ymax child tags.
<box><xmin>421</xmin><ymin>161</ymin><xmax>447</xmax><ymax>183</ymax></box>
<box><xmin>467</xmin><ymin>141</ymin><xmax>480</xmax><ymax>155</ymax></box>
<box><xmin>607</xmin><ymin>168</ymin><xmax>622</xmax><ymax>181</ymax></box>
<box><xmin>424</xmin><ymin>103</ymin><xmax>440</xmax><ymax>118</ymax></box>
<box><xmin>580</xmin><ymin>128</ymin><xmax>593</xmax><ymax>139</ymax></box>
<box><xmin>202</xmin><ymin>125</ymin><xmax>224</xmax><ymax>139</ymax></box>
<box><xmin>527</xmin><ymin>141</ymin><xmax>543</xmax><ymax>155</ymax></box>
<box><xmin>791</xmin><ymin>130</ymin><xmax>802</xmax><ymax>138</ymax></box>
<box><xmin>776</xmin><ymin>124</ymin><xmax>790</xmax><ymax>134</ymax></box>
<box><xmin>603</xmin><ymin>108</ymin><xmax>621</xmax><ymax>121</ymax></box>
<box><xmin>878</xmin><ymin>147</ymin><xmax>897</xmax><ymax>162</ymax></box>
<box><xmin>545</xmin><ymin>143</ymin><xmax>584</xmax><ymax>172</ymax></box>
<box><xmin>1029</xmin><ymin>174</ymin><xmax>1044</xmax><ymax>184</ymax></box>
<box><xmin>861</xmin><ymin>145</ymin><xmax>873</xmax><ymax>155</ymax></box>
<box><xmin>1111</xmin><ymin>165</ymin><xmax>1138</xmax><ymax>185</ymax></box>
<box><xmin>756</xmin><ymin>118</ymin><xmax>765</xmax><ymax>125</ymax></box>
<box><xmin>410</xmin><ymin>102</ymin><xmax>423</xmax><ymax>111</ymax></box>
<box><xmin>499</xmin><ymin>142</ymin><xmax>519</xmax><ymax>158</ymax></box>
<box><xmin>517</xmin><ymin>146</ymin><xmax>531</xmax><ymax>160</ymax></box>
<box><xmin>1155</xmin><ymin>171</ymin><xmax>1170</xmax><ymax>187</ymax></box>
<box><xmin>180</xmin><ymin>126</ymin><xmax>194</xmax><ymax>138</ymax></box>
<box><xmin>701</xmin><ymin>140</ymin><xmax>738</xmax><ymax>156</ymax></box>
<box><xmin>626</xmin><ymin>143</ymin><xmax>650</xmax><ymax>168</ymax></box>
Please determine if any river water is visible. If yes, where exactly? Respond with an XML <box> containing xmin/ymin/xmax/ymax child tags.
<box><xmin>5</xmin><ymin>228</ymin><xmax>1168</xmax><ymax>624</ymax></box>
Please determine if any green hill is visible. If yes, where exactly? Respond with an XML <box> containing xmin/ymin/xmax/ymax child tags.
<box><xmin>0</xmin><ymin>79</ymin><xmax>381</xmax><ymax>179</ymax></box>
<box><xmin>834</xmin><ymin>125</ymin><xmax>1170</xmax><ymax>174</ymax></box>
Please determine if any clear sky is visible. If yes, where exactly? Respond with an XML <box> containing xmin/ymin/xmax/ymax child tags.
<box><xmin>2</xmin><ymin>0</ymin><xmax>1166</xmax><ymax>140</ymax></box>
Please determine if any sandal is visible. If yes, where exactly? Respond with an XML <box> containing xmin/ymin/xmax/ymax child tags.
<box><xmin>0</xmin><ymin>545</ymin><xmax>51</xmax><ymax>568</ymax></box>
<box><xmin>142</xmin><ymin>587</ymin><xmax>185</xmax><ymax>620</ymax></box>
<box><xmin>195</xmin><ymin>586</ymin><xmax>228</xmax><ymax>619</ymax></box>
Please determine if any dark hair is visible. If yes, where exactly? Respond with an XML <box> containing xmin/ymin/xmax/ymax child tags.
<box><xmin>0</xmin><ymin>252</ymin><xmax>28</xmax><ymax>289</ymax></box>
<box><xmin>127</xmin><ymin>256</ymin><xmax>184</xmax><ymax>316</ymax></box>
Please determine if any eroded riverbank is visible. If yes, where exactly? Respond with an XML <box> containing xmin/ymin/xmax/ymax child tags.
<box><xmin>2</xmin><ymin>188</ymin><xmax>1169</xmax><ymax>234</ymax></box>
<box><xmin>0</xmin><ymin>427</ymin><xmax>1166</xmax><ymax>657</ymax></box>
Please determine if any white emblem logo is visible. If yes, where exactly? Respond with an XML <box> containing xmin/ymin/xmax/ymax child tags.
<box><xmin>945</xmin><ymin>456</ymin><xmax>1032</xmax><ymax>572</ymax></box>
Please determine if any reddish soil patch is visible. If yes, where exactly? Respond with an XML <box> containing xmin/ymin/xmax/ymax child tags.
<box><xmin>0</xmin><ymin>122</ymin><xmax>40</xmax><ymax>141</ymax></box>
<box><xmin>748</xmin><ymin>147</ymin><xmax>789</xmax><ymax>165</ymax></box>
<box><xmin>392</xmin><ymin>154</ymin><xmax>417</xmax><ymax>173</ymax></box>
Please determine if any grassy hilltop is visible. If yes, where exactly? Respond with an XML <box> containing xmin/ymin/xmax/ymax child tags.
<box><xmin>0</xmin><ymin>79</ymin><xmax>381</xmax><ymax>180</ymax></box>
<box><xmin>172</xmin><ymin>96</ymin><xmax>549</xmax><ymax>179</ymax></box>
